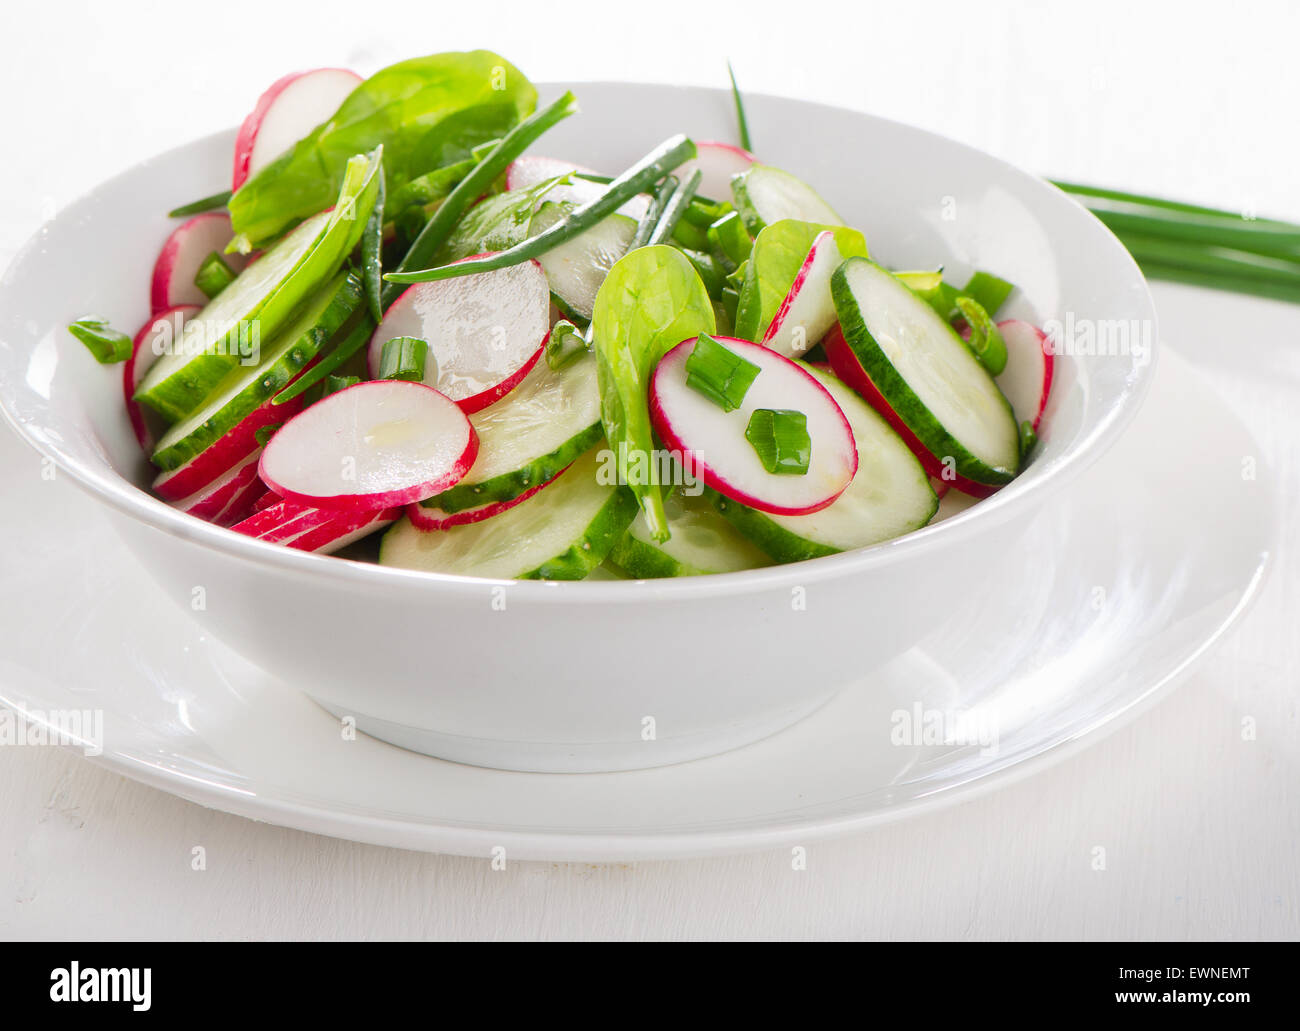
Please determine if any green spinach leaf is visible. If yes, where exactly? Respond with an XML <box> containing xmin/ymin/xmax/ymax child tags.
<box><xmin>591</xmin><ymin>246</ymin><xmax>715</xmax><ymax>541</ymax></box>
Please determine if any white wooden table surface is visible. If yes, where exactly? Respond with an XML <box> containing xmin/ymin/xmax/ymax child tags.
<box><xmin>2</xmin><ymin>0</ymin><xmax>1297</xmax><ymax>940</ymax></box>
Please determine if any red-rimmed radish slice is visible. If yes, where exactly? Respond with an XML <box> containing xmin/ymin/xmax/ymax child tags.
<box><xmin>994</xmin><ymin>320</ymin><xmax>1053</xmax><ymax>431</ymax></box>
<box><xmin>289</xmin><ymin>506</ymin><xmax>400</xmax><ymax>554</ymax></box>
<box><xmin>675</xmin><ymin>140</ymin><xmax>755</xmax><ymax>200</ymax></box>
<box><xmin>150</xmin><ymin>213</ymin><xmax>250</xmax><ymax>312</ymax></box>
<box><xmin>505</xmin><ymin>155</ymin><xmax>650</xmax><ymax>220</ymax></box>
<box><xmin>761</xmin><ymin>230</ymin><xmax>846</xmax><ymax>359</ymax></box>
<box><xmin>125</xmin><ymin>304</ymin><xmax>199</xmax><ymax>451</ymax></box>
<box><xmin>259</xmin><ymin>380</ymin><xmax>478</xmax><ymax>511</ymax></box>
<box><xmin>649</xmin><ymin>335</ymin><xmax>857</xmax><ymax>516</ymax></box>
<box><xmin>230</xmin><ymin>497</ymin><xmax>399</xmax><ymax>553</ymax></box>
<box><xmin>215</xmin><ymin>468</ymin><xmax>268</xmax><ymax>527</ymax></box>
<box><xmin>405</xmin><ymin>469</ymin><xmax>561</xmax><ymax>532</ymax></box>
<box><xmin>825</xmin><ymin>323</ymin><xmax>1001</xmax><ymax>499</ymax></box>
<box><xmin>369</xmin><ymin>257</ymin><xmax>549</xmax><ymax>413</ymax></box>
<box><xmin>151</xmin><ymin>387</ymin><xmax>307</xmax><ymax>501</ymax></box>
<box><xmin>169</xmin><ymin>451</ymin><xmax>261</xmax><ymax>523</ymax></box>
<box><xmin>252</xmin><ymin>488</ymin><xmax>282</xmax><ymax>513</ymax></box>
<box><xmin>232</xmin><ymin>67</ymin><xmax>362</xmax><ymax>191</ymax></box>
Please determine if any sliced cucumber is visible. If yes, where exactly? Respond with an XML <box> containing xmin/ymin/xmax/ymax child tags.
<box><xmin>381</xmin><ymin>447</ymin><xmax>637</xmax><ymax>580</ymax></box>
<box><xmin>730</xmin><ymin>165</ymin><xmax>844</xmax><ymax>235</ymax></box>
<box><xmin>151</xmin><ymin>273</ymin><xmax>362</xmax><ymax>471</ymax></box>
<box><xmin>609</xmin><ymin>489</ymin><xmax>772</xmax><ymax>577</ymax></box>
<box><xmin>437</xmin><ymin>176</ymin><xmax>565</xmax><ymax>263</ymax></box>
<box><xmin>831</xmin><ymin>257</ymin><xmax>1020</xmax><ymax>486</ymax></box>
<box><xmin>529</xmin><ymin>201</ymin><xmax>637</xmax><ymax>320</ymax></box>
<box><xmin>717</xmin><ymin>366</ymin><xmax>937</xmax><ymax>561</ymax></box>
<box><xmin>419</xmin><ymin>349</ymin><xmax>603</xmax><ymax>513</ymax></box>
<box><xmin>138</xmin><ymin>151</ymin><xmax>381</xmax><ymax>420</ymax></box>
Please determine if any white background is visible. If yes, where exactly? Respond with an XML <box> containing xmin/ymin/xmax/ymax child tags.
<box><xmin>1</xmin><ymin>0</ymin><xmax>1297</xmax><ymax>939</ymax></box>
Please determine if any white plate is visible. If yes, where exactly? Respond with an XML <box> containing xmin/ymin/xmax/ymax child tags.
<box><xmin>0</xmin><ymin>347</ymin><xmax>1273</xmax><ymax>860</ymax></box>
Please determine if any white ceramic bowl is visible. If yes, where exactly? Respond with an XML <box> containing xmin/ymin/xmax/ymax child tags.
<box><xmin>0</xmin><ymin>82</ymin><xmax>1156</xmax><ymax>772</ymax></box>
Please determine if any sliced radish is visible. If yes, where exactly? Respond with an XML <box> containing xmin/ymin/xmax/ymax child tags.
<box><xmin>649</xmin><ymin>336</ymin><xmax>857</xmax><ymax>516</ymax></box>
<box><xmin>230</xmin><ymin>497</ymin><xmax>399</xmax><ymax>553</ymax></box>
<box><xmin>150</xmin><ymin>213</ymin><xmax>250</xmax><ymax>313</ymax></box>
<box><xmin>675</xmin><ymin>140</ymin><xmax>755</xmax><ymax>201</ymax></box>
<box><xmin>994</xmin><ymin>320</ymin><xmax>1053</xmax><ymax>431</ymax></box>
<box><xmin>125</xmin><ymin>304</ymin><xmax>199</xmax><ymax>451</ymax></box>
<box><xmin>761</xmin><ymin>230</ymin><xmax>846</xmax><ymax>359</ymax></box>
<box><xmin>215</xmin><ymin>468</ymin><xmax>269</xmax><ymax>527</ymax></box>
<box><xmin>232</xmin><ymin>68</ymin><xmax>362</xmax><ymax>191</ymax></box>
<box><xmin>151</xmin><ymin>385</ymin><xmax>308</xmax><ymax>501</ymax></box>
<box><xmin>169</xmin><ymin>451</ymin><xmax>262</xmax><ymax>523</ymax></box>
<box><xmin>259</xmin><ymin>380</ymin><xmax>478</xmax><ymax>511</ymax></box>
<box><xmin>369</xmin><ymin>257</ymin><xmax>549</xmax><ymax>413</ymax></box>
<box><xmin>825</xmin><ymin>323</ymin><xmax>1001</xmax><ymax>499</ymax></box>
<box><xmin>505</xmin><ymin>155</ymin><xmax>650</xmax><ymax>220</ymax></box>
<box><xmin>406</xmin><ymin>470</ymin><xmax>560</xmax><ymax>531</ymax></box>
<box><xmin>252</xmin><ymin>488</ymin><xmax>282</xmax><ymax>513</ymax></box>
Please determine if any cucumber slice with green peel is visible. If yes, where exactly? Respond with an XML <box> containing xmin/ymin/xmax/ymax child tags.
<box><xmin>137</xmin><ymin>149</ymin><xmax>382</xmax><ymax>420</ymax></box>
<box><xmin>828</xmin><ymin>257</ymin><xmax>1021</xmax><ymax>488</ymax></box>
<box><xmin>381</xmin><ymin>447</ymin><xmax>638</xmax><ymax>580</ymax></box>
<box><xmin>716</xmin><ymin>366</ymin><xmax>937</xmax><ymax>561</ymax></box>
<box><xmin>529</xmin><ymin>201</ymin><xmax>637</xmax><ymax>320</ymax></box>
<box><xmin>609</xmin><ymin>489</ymin><xmax>772</xmax><ymax>577</ymax></box>
<box><xmin>419</xmin><ymin>350</ymin><xmax>602</xmax><ymax>514</ymax></box>
<box><xmin>730</xmin><ymin>165</ymin><xmax>844</xmax><ymax>235</ymax></box>
<box><xmin>151</xmin><ymin>273</ymin><xmax>363</xmax><ymax>471</ymax></box>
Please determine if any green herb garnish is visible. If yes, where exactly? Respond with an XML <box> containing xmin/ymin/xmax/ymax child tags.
<box><xmin>745</xmin><ymin>408</ymin><xmax>811</xmax><ymax>475</ymax></box>
<box><xmin>685</xmin><ymin>333</ymin><xmax>759</xmax><ymax>411</ymax></box>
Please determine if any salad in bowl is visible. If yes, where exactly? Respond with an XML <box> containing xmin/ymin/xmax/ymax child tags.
<box><xmin>69</xmin><ymin>50</ymin><xmax>1053</xmax><ymax>582</ymax></box>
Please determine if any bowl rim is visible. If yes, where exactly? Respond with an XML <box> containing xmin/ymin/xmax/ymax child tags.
<box><xmin>0</xmin><ymin>82</ymin><xmax>1158</xmax><ymax>604</ymax></box>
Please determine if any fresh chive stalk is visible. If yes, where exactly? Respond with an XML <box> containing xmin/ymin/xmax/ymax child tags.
<box><xmin>727</xmin><ymin>60</ymin><xmax>753</xmax><ymax>152</ymax></box>
<box><xmin>632</xmin><ymin>176</ymin><xmax>679</xmax><ymax>250</ymax></box>
<box><xmin>378</xmin><ymin>336</ymin><xmax>429</xmax><ymax>381</ymax></box>
<box><xmin>684</xmin><ymin>333</ymin><xmax>760</xmax><ymax>411</ymax></box>
<box><xmin>648</xmin><ymin>168</ymin><xmax>704</xmax><ymax>246</ymax></box>
<box><xmin>193</xmin><ymin>250</ymin><xmax>237</xmax><ymax>299</ymax></box>
<box><xmin>745</xmin><ymin>409</ymin><xmax>810</xmax><ymax>475</ymax></box>
<box><xmin>271</xmin><ymin>316</ymin><xmax>376</xmax><ymax>405</ymax></box>
<box><xmin>361</xmin><ymin>156</ymin><xmax>387</xmax><ymax>322</ymax></box>
<box><xmin>167</xmin><ymin>190</ymin><xmax>232</xmax><ymax>218</ymax></box>
<box><xmin>68</xmin><ymin>317</ymin><xmax>132</xmax><ymax>364</ymax></box>
<box><xmin>382</xmin><ymin>91</ymin><xmax>582</xmax><ymax>304</ymax></box>
<box><xmin>387</xmin><ymin>134</ymin><xmax>697</xmax><ymax>284</ymax></box>
<box><xmin>955</xmin><ymin>297</ymin><xmax>1007</xmax><ymax>375</ymax></box>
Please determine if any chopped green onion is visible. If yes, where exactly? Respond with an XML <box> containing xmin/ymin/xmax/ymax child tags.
<box><xmin>649</xmin><ymin>169</ymin><xmax>703</xmax><ymax>247</ymax></box>
<box><xmin>684</xmin><ymin>333</ymin><xmax>760</xmax><ymax>411</ymax></box>
<box><xmin>707</xmin><ymin>210</ymin><xmax>753</xmax><ymax>273</ymax></box>
<box><xmin>168</xmin><ymin>190</ymin><xmax>232</xmax><ymax>218</ymax></box>
<box><xmin>386</xmin><ymin>133</ymin><xmax>697</xmax><ymax>284</ymax></box>
<box><xmin>378</xmin><ymin>336</ymin><xmax>429</xmax><ymax>381</ymax></box>
<box><xmin>681</xmin><ymin>248</ymin><xmax>725</xmax><ymax>297</ymax></box>
<box><xmin>272</xmin><ymin>316</ymin><xmax>375</xmax><ymax>405</ymax></box>
<box><xmin>382</xmin><ymin>91</ymin><xmax>581</xmax><ymax>304</ymax></box>
<box><xmin>67</xmin><ymin>317</ymin><xmax>131</xmax><ymax>364</ymax></box>
<box><xmin>546</xmin><ymin>320</ymin><xmax>589</xmax><ymax>371</ymax></box>
<box><xmin>670</xmin><ymin>218</ymin><xmax>710</xmax><ymax>251</ymax></box>
<box><xmin>745</xmin><ymin>408</ymin><xmax>810</xmax><ymax>475</ymax></box>
<box><xmin>727</xmin><ymin>60</ymin><xmax>753</xmax><ymax>152</ymax></box>
<box><xmin>683</xmin><ymin>197</ymin><xmax>735</xmax><ymax>228</ymax></box>
<box><xmin>955</xmin><ymin>297</ymin><xmax>1007</xmax><ymax>375</ymax></box>
<box><xmin>1019</xmin><ymin>419</ymin><xmax>1038</xmax><ymax>460</ymax></box>
<box><xmin>254</xmin><ymin>423</ymin><xmax>282</xmax><ymax>447</ymax></box>
<box><xmin>962</xmin><ymin>270</ymin><xmax>1015</xmax><ymax>316</ymax></box>
<box><xmin>194</xmin><ymin>250</ymin><xmax>237</xmax><ymax>299</ymax></box>
<box><xmin>720</xmin><ymin>284</ymin><xmax>741</xmax><ymax>326</ymax></box>
<box><xmin>323</xmin><ymin>374</ymin><xmax>360</xmax><ymax>397</ymax></box>
<box><xmin>895</xmin><ymin>269</ymin><xmax>944</xmax><ymax>294</ymax></box>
